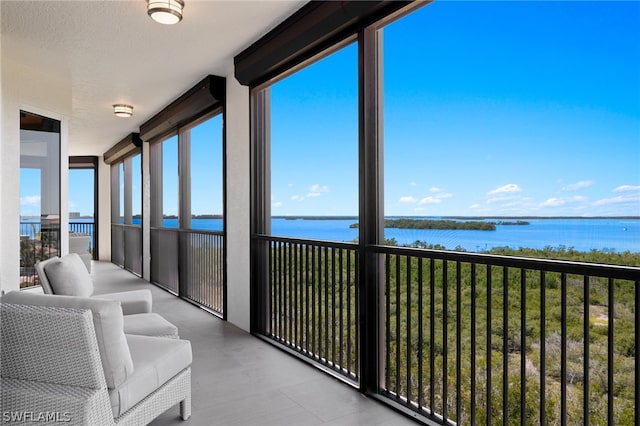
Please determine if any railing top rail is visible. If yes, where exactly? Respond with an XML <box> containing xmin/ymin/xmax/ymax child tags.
<box><xmin>254</xmin><ymin>233</ymin><xmax>359</xmax><ymax>250</ymax></box>
<box><xmin>369</xmin><ymin>244</ymin><xmax>640</xmax><ymax>281</ymax></box>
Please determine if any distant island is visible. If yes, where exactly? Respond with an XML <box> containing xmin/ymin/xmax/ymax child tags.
<box><xmin>349</xmin><ymin>218</ymin><xmax>529</xmax><ymax>231</ymax></box>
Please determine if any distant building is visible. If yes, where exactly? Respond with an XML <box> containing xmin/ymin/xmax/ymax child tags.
<box><xmin>69</xmin><ymin>212</ymin><xmax>81</xmax><ymax>218</ymax></box>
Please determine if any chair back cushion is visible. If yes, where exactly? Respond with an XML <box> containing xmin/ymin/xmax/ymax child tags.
<box><xmin>43</xmin><ymin>253</ymin><xmax>94</xmax><ymax>297</ymax></box>
<box><xmin>34</xmin><ymin>256</ymin><xmax>58</xmax><ymax>294</ymax></box>
<box><xmin>1</xmin><ymin>291</ymin><xmax>134</xmax><ymax>389</ymax></box>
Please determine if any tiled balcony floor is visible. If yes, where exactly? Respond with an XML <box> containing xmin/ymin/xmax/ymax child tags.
<box><xmin>91</xmin><ymin>261</ymin><xmax>415</xmax><ymax>426</ymax></box>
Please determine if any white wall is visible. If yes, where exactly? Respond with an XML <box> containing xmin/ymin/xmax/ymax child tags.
<box><xmin>224</xmin><ymin>64</ymin><xmax>251</xmax><ymax>332</ymax></box>
<box><xmin>0</xmin><ymin>0</ymin><xmax>4</xmax><ymax>293</ymax></box>
<box><xmin>97</xmin><ymin>157</ymin><xmax>111</xmax><ymax>261</ymax></box>
<box><xmin>0</xmin><ymin>57</ymin><xmax>71</xmax><ymax>294</ymax></box>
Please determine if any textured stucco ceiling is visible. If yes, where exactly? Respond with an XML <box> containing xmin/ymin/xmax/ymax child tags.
<box><xmin>1</xmin><ymin>0</ymin><xmax>306</xmax><ymax>155</ymax></box>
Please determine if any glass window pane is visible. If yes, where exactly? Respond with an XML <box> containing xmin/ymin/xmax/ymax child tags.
<box><xmin>20</xmin><ymin>111</ymin><xmax>61</xmax><ymax>287</ymax></box>
<box><xmin>190</xmin><ymin>115</ymin><xmax>223</xmax><ymax>231</ymax></box>
<box><xmin>131</xmin><ymin>153</ymin><xmax>142</xmax><ymax>225</ymax></box>
<box><xmin>270</xmin><ymin>43</ymin><xmax>358</xmax><ymax>241</ymax></box>
<box><xmin>119</xmin><ymin>162</ymin><xmax>125</xmax><ymax>224</ymax></box>
<box><xmin>382</xmin><ymin>2</ymin><xmax>640</xmax><ymax>260</ymax></box>
<box><xmin>69</xmin><ymin>169</ymin><xmax>94</xmax><ymax>218</ymax></box>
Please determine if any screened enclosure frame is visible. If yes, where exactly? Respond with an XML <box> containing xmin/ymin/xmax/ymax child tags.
<box><xmin>143</xmin><ymin>75</ymin><xmax>228</xmax><ymax>318</ymax></box>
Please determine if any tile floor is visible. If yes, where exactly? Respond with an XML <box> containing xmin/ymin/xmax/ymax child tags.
<box><xmin>91</xmin><ymin>261</ymin><xmax>416</xmax><ymax>426</ymax></box>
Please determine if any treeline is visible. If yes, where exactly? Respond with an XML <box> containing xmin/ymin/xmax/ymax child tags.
<box><xmin>350</xmin><ymin>218</ymin><xmax>498</xmax><ymax>230</ymax></box>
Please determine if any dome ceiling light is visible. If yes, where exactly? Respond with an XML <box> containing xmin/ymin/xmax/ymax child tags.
<box><xmin>147</xmin><ymin>0</ymin><xmax>184</xmax><ymax>25</ymax></box>
<box><xmin>113</xmin><ymin>104</ymin><xmax>134</xmax><ymax>118</ymax></box>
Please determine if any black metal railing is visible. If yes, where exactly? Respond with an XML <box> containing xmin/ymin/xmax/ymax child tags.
<box><xmin>180</xmin><ymin>230</ymin><xmax>225</xmax><ymax>315</ymax></box>
<box><xmin>371</xmin><ymin>245</ymin><xmax>640</xmax><ymax>425</ymax></box>
<box><xmin>256</xmin><ymin>235</ymin><xmax>359</xmax><ymax>383</ymax></box>
<box><xmin>150</xmin><ymin>227</ymin><xmax>225</xmax><ymax>316</ymax></box>
<box><xmin>253</xmin><ymin>233</ymin><xmax>640</xmax><ymax>424</ymax></box>
<box><xmin>19</xmin><ymin>221</ymin><xmax>60</xmax><ymax>288</ymax></box>
<box><xmin>150</xmin><ymin>227</ymin><xmax>179</xmax><ymax>294</ymax></box>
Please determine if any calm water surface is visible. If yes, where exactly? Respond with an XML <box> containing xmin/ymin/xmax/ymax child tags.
<box><xmin>158</xmin><ymin>217</ymin><xmax>639</xmax><ymax>253</ymax></box>
<box><xmin>60</xmin><ymin>216</ymin><xmax>638</xmax><ymax>253</ymax></box>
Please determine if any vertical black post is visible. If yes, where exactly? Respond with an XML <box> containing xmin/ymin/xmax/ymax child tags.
<box><xmin>358</xmin><ymin>26</ymin><xmax>384</xmax><ymax>393</ymax></box>
<box><xmin>250</xmin><ymin>88</ymin><xmax>272</xmax><ymax>334</ymax></box>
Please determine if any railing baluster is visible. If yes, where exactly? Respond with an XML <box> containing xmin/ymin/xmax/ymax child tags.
<box><xmin>636</xmin><ymin>279</ymin><xmax>640</xmax><ymax>426</ymax></box>
<box><xmin>503</xmin><ymin>266</ymin><xmax>508</xmax><ymax>426</ymax></box>
<box><xmin>311</xmin><ymin>244</ymin><xmax>317</xmax><ymax>357</ymax></box>
<box><xmin>339</xmin><ymin>248</ymin><xmax>344</xmax><ymax>372</ymax></box>
<box><xmin>385</xmin><ymin>254</ymin><xmax>391</xmax><ymax>394</ymax></box>
<box><xmin>332</xmin><ymin>247</ymin><xmax>336</xmax><ymax>367</ymax></box>
<box><xmin>584</xmin><ymin>275</ymin><xmax>590</xmax><ymax>426</ymax></box>
<box><xmin>540</xmin><ymin>271</ymin><xmax>546</xmax><ymax>426</ymax></box>
<box><xmin>406</xmin><ymin>255</ymin><xmax>412</xmax><ymax>405</ymax></box>
<box><xmin>608</xmin><ymin>277</ymin><xmax>614</xmax><ymax>426</ymax></box>
<box><xmin>418</xmin><ymin>257</ymin><xmax>424</xmax><ymax>410</ymax></box>
<box><xmin>521</xmin><ymin>269</ymin><xmax>527</xmax><ymax>426</ymax></box>
<box><xmin>396</xmin><ymin>254</ymin><xmax>401</xmax><ymax>400</ymax></box>
<box><xmin>442</xmin><ymin>260</ymin><xmax>448</xmax><ymax>422</ymax></box>
<box><xmin>561</xmin><ymin>273</ymin><xmax>567</xmax><ymax>426</ymax></box>
<box><xmin>430</xmin><ymin>258</ymin><xmax>435</xmax><ymax>415</ymax></box>
<box><xmin>486</xmin><ymin>265</ymin><xmax>492</xmax><ymax>426</ymax></box>
<box><xmin>456</xmin><ymin>261</ymin><xmax>461</xmax><ymax>423</ymax></box>
<box><xmin>324</xmin><ymin>246</ymin><xmax>329</xmax><ymax>364</ymax></box>
<box><xmin>346</xmin><ymin>248</ymin><xmax>352</xmax><ymax>374</ymax></box>
<box><xmin>471</xmin><ymin>262</ymin><xmax>477</xmax><ymax>426</ymax></box>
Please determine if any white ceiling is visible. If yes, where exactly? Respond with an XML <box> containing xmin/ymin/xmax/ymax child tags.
<box><xmin>2</xmin><ymin>0</ymin><xmax>306</xmax><ymax>155</ymax></box>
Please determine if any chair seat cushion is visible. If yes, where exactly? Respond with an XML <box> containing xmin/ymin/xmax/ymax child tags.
<box><xmin>109</xmin><ymin>335</ymin><xmax>192</xmax><ymax>417</ymax></box>
<box><xmin>123</xmin><ymin>313</ymin><xmax>179</xmax><ymax>339</ymax></box>
<box><xmin>93</xmin><ymin>290</ymin><xmax>152</xmax><ymax>315</ymax></box>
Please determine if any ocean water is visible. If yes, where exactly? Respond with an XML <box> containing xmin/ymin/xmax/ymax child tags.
<box><xmin>154</xmin><ymin>217</ymin><xmax>639</xmax><ymax>253</ymax></box>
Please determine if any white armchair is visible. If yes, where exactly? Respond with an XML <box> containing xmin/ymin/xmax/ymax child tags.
<box><xmin>0</xmin><ymin>298</ymin><xmax>192</xmax><ymax>425</ymax></box>
<box><xmin>35</xmin><ymin>253</ymin><xmax>152</xmax><ymax>315</ymax></box>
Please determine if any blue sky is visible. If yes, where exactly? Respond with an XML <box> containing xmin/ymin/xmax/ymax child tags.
<box><xmin>22</xmin><ymin>1</ymin><xmax>640</xmax><ymax>219</ymax></box>
<box><xmin>270</xmin><ymin>0</ymin><xmax>640</xmax><ymax>217</ymax></box>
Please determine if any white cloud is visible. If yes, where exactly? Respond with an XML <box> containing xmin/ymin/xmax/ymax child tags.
<box><xmin>291</xmin><ymin>195</ymin><xmax>304</xmax><ymax>201</ymax></box>
<box><xmin>399</xmin><ymin>196</ymin><xmax>416</xmax><ymax>203</ymax></box>
<box><xmin>429</xmin><ymin>187</ymin><xmax>442</xmax><ymax>193</ymax></box>
<box><xmin>287</xmin><ymin>183</ymin><xmax>294</xmax><ymax>188</ymax></box>
<box><xmin>308</xmin><ymin>184</ymin><xmax>329</xmax><ymax>193</ymax></box>
<box><xmin>541</xmin><ymin>196</ymin><xmax>586</xmax><ymax>207</ymax></box>
<box><xmin>409</xmin><ymin>182</ymin><xmax>417</xmax><ymax>187</ymax></box>
<box><xmin>418</xmin><ymin>196</ymin><xmax>442</xmax><ymax>205</ymax></box>
<box><xmin>613</xmin><ymin>185</ymin><xmax>640</xmax><ymax>192</ymax></box>
<box><xmin>20</xmin><ymin>195</ymin><xmax>40</xmax><ymax>206</ymax></box>
<box><xmin>272</xmin><ymin>201</ymin><xmax>282</xmax><ymax>208</ymax></box>
<box><xmin>487</xmin><ymin>184</ymin><xmax>521</xmax><ymax>195</ymax></box>
<box><xmin>594</xmin><ymin>194</ymin><xmax>639</xmax><ymax>206</ymax></box>
<box><xmin>562</xmin><ymin>180</ymin><xmax>595</xmax><ymax>191</ymax></box>
<box><xmin>306</xmin><ymin>192</ymin><xmax>321</xmax><ymax>198</ymax></box>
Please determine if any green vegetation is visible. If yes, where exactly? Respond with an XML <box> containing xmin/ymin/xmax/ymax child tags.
<box><xmin>269</xmin><ymin>243</ymin><xmax>640</xmax><ymax>425</ymax></box>
<box><xmin>350</xmin><ymin>219</ymin><xmax>500</xmax><ymax>231</ymax></box>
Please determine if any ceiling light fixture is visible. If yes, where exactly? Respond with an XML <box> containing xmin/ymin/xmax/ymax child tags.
<box><xmin>113</xmin><ymin>104</ymin><xmax>134</xmax><ymax>118</ymax></box>
<box><xmin>147</xmin><ymin>0</ymin><xmax>184</xmax><ymax>25</ymax></box>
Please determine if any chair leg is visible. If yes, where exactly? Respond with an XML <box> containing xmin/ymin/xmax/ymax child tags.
<box><xmin>180</xmin><ymin>395</ymin><xmax>191</xmax><ymax>420</ymax></box>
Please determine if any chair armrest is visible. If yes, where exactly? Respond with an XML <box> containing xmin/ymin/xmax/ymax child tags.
<box><xmin>94</xmin><ymin>290</ymin><xmax>152</xmax><ymax>315</ymax></box>
<box><xmin>0</xmin><ymin>304</ymin><xmax>105</xmax><ymax>389</ymax></box>
<box><xmin>1</xmin><ymin>378</ymin><xmax>114</xmax><ymax>425</ymax></box>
